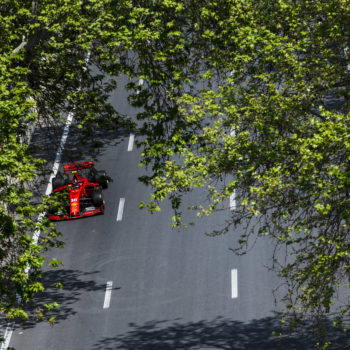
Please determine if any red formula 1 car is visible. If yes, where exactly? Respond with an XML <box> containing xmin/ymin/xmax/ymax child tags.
<box><xmin>47</xmin><ymin>161</ymin><xmax>108</xmax><ymax>221</ymax></box>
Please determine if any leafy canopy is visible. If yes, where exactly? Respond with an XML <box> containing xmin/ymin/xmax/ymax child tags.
<box><xmin>109</xmin><ymin>0</ymin><xmax>350</xmax><ymax>344</ymax></box>
<box><xmin>1</xmin><ymin>0</ymin><xmax>350</xmax><ymax>346</ymax></box>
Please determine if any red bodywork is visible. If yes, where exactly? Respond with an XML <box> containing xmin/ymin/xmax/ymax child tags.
<box><xmin>48</xmin><ymin>161</ymin><xmax>104</xmax><ymax>221</ymax></box>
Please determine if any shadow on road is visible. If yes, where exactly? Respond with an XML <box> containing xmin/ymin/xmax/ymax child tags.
<box><xmin>18</xmin><ymin>268</ymin><xmax>105</xmax><ymax>330</ymax></box>
<box><xmin>27</xmin><ymin>122</ymin><xmax>131</xmax><ymax>198</ymax></box>
<box><xmin>61</xmin><ymin>125</ymin><xmax>130</xmax><ymax>163</ymax></box>
<box><xmin>29</xmin><ymin>123</ymin><xmax>130</xmax><ymax>166</ymax></box>
<box><xmin>91</xmin><ymin>316</ymin><xmax>350</xmax><ymax>350</ymax></box>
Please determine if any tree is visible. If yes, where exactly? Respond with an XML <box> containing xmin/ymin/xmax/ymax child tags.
<box><xmin>100</xmin><ymin>0</ymin><xmax>350</xmax><ymax>346</ymax></box>
<box><xmin>0</xmin><ymin>0</ymin><xmax>134</xmax><ymax>322</ymax></box>
<box><xmin>2</xmin><ymin>0</ymin><xmax>350</xmax><ymax>347</ymax></box>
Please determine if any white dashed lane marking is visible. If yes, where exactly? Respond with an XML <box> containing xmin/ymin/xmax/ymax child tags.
<box><xmin>127</xmin><ymin>133</ymin><xmax>135</xmax><ymax>152</ymax></box>
<box><xmin>116</xmin><ymin>198</ymin><xmax>125</xmax><ymax>222</ymax></box>
<box><xmin>103</xmin><ymin>281</ymin><xmax>113</xmax><ymax>309</ymax></box>
<box><xmin>230</xmin><ymin>193</ymin><xmax>236</xmax><ymax>211</ymax></box>
<box><xmin>231</xmin><ymin>269</ymin><xmax>238</xmax><ymax>299</ymax></box>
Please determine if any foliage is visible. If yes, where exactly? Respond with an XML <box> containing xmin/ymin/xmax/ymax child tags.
<box><xmin>102</xmin><ymin>0</ymin><xmax>350</xmax><ymax>346</ymax></box>
<box><xmin>2</xmin><ymin>0</ymin><xmax>350</xmax><ymax>347</ymax></box>
<box><xmin>0</xmin><ymin>0</ymin><xmax>132</xmax><ymax>323</ymax></box>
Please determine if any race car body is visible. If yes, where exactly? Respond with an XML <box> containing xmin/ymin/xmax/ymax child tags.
<box><xmin>47</xmin><ymin>161</ymin><xmax>108</xmax><ymax>221</ymax></box>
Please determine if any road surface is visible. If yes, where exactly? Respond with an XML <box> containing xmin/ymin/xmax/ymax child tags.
<box><xmin>6</xmin><ymin>75</ymin><xmax>349</xmax><ymax>350</ymax></box>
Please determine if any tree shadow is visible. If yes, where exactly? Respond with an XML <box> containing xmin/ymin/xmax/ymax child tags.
<box><xmin>92</xmin><ymin>316</ymin><xmax>350</xmax><ymax>350</ymax></box>
<box><xmin>17</xmin><ymin>268</ymin><xmax>106</xmax><ymax>330</ymax></box>
<box><xmin>28</xmin><ymin>122</ymin><xmax>131</xmax><ymax>166</ymax></box>
<box><xmin>28</xmin><ymin>124</ymin><xmax>64</xmax><ymax>164</ymax></box>
<box><xmin>26</xmin><ymin>122</ymin><xmax>132</xmax><ymax>199</ymax></box>
<box><xmin>61</xmin><ymin>125</ymin><xmax>131</xmax><ymax>163</ymax></box>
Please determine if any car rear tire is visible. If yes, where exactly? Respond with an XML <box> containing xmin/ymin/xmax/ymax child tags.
<box><xmin>92</xmin><ymin>190</ymin><xmax>103</xmax><ymax>207</ymax></box>
<box><xmin>93</xmin><ymin>170</ymin><xmax>108</xmax><ymax>189</ymax></box>
<box><xmin>52</xmin><ymin>175</ymin><xmax>65</xmax><ymax>190</ymax></box>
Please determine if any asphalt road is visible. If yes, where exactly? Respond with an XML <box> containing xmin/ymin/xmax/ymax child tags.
<box><xmin>7</xmin><ymin>76</ymin><xmax>350</xmax><ymax>350</ymax></box>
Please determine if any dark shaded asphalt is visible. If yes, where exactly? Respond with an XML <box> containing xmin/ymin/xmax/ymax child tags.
<box><xmin>8</xmin><ymin>76</ymin><xmax>350</xmax><ymax>350</ymax></box>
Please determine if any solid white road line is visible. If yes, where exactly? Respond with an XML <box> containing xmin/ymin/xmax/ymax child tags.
<box><xmin>231</xmin><ymin>269</ymin><xmax>238</xmax><ymax>299</ymax></box>
<box><xmin>32</xmin><ymin>112</ymin><xmax>74</xmax><ymax>244</ymax></box>
<box><xmin>127</xmin><ymin>133</ymin><xmax>135</xmax><ymax>152</ymax></box>
<box><xmin>2</xmin><ymin>53</ymin><xmax>90</xmax><ymax>350</ymax></box>
<box><xmin>103</xmin><ymin>281</ymin><xmax>113</xmax><ymax>309</ymax></box>
<box><xmin>32</xmin><ymin>112</ymin><xmax>73</xmax><ymax>243</ymax></box>
<box><xmin>116</xmin><ymin>198</ymin><xmax>125</xmax><ymax>222</ymax></box>
<box><xmin>1</xmin><ymin>112</ymin><xmax>74</xmax><ymax>350</ymax></box>
<box><xmin>230</xmin><ymin>192</ymin><xmax>236</xmax><ymax>211</ymax></box>
<box><xmin>0</xmin><ymin>324</ymin><xmax>13</xmax><ymax>350</ymax></box>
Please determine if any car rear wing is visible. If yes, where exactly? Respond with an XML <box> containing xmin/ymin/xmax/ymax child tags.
<box><xmin>64</xmin><ymin>161</ymin><xmax>93</xmax><ymax>172</ymax></box>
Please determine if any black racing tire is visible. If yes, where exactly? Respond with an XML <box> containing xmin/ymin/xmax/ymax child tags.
<box><xmin>64</xmin><ymin>174</ymin><xmax>71</xmax><ymax>185</ymax></box>
<box><xmin>52</xmin><ymin>175</ymin><xmax>65</xmax><ymax>190</ymax></box>
<box><xmin>47</xmin><ymin>206</ymin><xmax>55</xmax><ymax>215</ymax></box>
<box><xmin>92</xmin><ymin>190</ymin><xmax>103</xmax><ymax>207</ymax></box>
<box><xmin>94</xmin><ymin>170</ymin><xmax>108</xmax><ymax>189</ymax></box>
